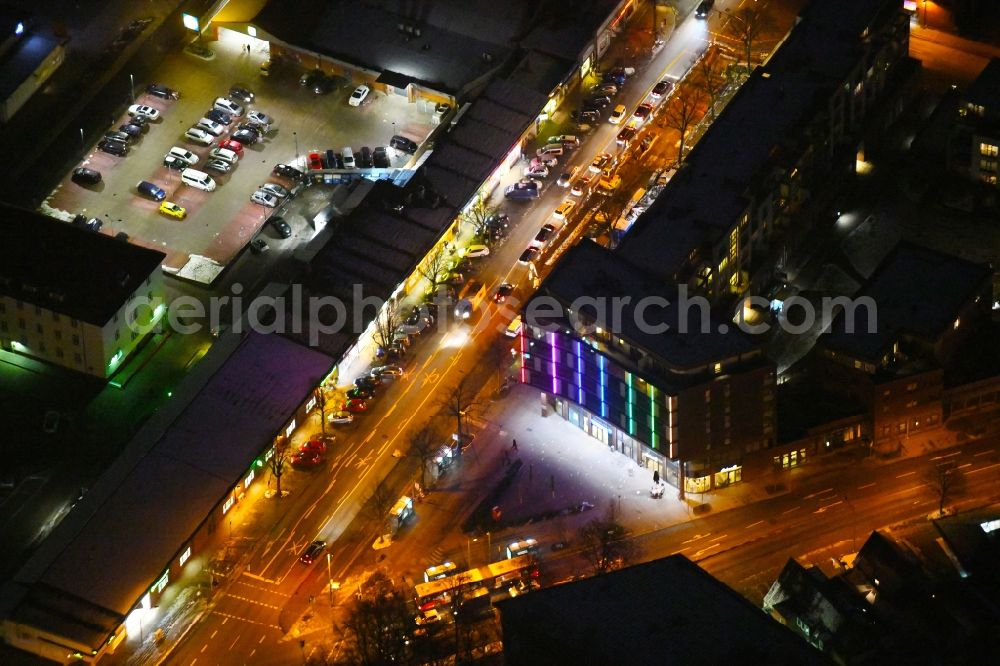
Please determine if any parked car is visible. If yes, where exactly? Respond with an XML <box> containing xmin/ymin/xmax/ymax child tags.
<box><xmin>589</xmin><ymin>152</ymin><xmax>613</xmax><ymax>173</ymax></box>
<box><xmin>235</xmin><ymin>123</ymin><xmax>262</xmax><ymax>139</ymax></box>
<box><xmin>533</xmin><ymin>155</ymin><xmax>558</xmax><ymax>168</ymax></box>
<box><xmin>184</xmin><ymin>127</ymin><xmax>213</xmax><ymax>145</ymax></box>
<box><xmin>536</xmin><ymin>144</ymin><xmax>564</xmax><ymax>158</ymax></box>
<box><xmin>251</xmin><ymin>190</ymin><xmax>279</xmax><ymax>207</ymax></box>
<box><xmin>299</xmin><ymin>439</ymin><xmax>327</xmax><ymax>455</ymax></box>
<box><xmin>572</xmin><ymin>109</ymin><xmax>600</xmax><ymax>123</ymax></box>
<box><xmin>632</xmin><ymin>102</ymin><xmax>654</xmax><ymax>124</ymax></box>
<box><xmin>695</xmin><ymin>0</ymin><xmax>715</xmax><ymax>19</ymax></box>
<box><xmin>269</xmin><ymin>215</ymin><xmax>292</xmax><ymax>237</ymax></box>
<box><xmin>651</xmin><ymin>79</ymin><xmax>674</xmax><ymax>99</ymax></box>
<box><xmin>300</xmin><ymin>69</ymin><xmax>323</xmax><ymax>87</ymax></box>
<box><xmin>137</xmin><ymin>180</ymin><xmax>166</xmax><ymax>201</ymax></box>
<box><xmin>71</xmin><ymin>166</ymin><xmax>101</xmax><ymax>185</ymax></box>
<box><xmin>166</xmin><ymin>147</ymin><xmax>197</xmax><ymax>166</ymax></box>
<box><xmin>532</xmin><ymin>225</ymin><xmax>555</xmax><ymax>247</ymax></box>
<box><xmin>313</xmin><ymin>75</ymin><xmax>336</xmax><ymax>95</ymax></box>
<box><xmin>104</xmin><ymin>131</ymin><xmax>131</xmax><ymax>144</ymax></box>
<box><xmin>213</xmin><ymin>97</ymin><xmax>243</xmax><ymax>117</ymax></box>
<box><xmin>261</xmin><ymin>183</ymin><xmax>289</xmax><ymax>199</ymax></box>
<box><xmin>249</xmin><ymin>238</ymin><xmax>269</xmax><ymax>254</ymax></box>
<box><xmin>146</xmin><ymin>83</ymin><xmax>179</xmax><ymax>100</ymax></box>
<box><xmin>342</xmin><ymin>398</ymin><xmax>368</xmax><ymax>413</ymax></box>
<box><xmin>291</xmin><ymin>451</ymin><xmax>322</xmax><ymax>467</ymax></box>
<box><xmin>163</xmin><ymin>154</ymin><xmax>187</xmax><ymax>171</ymax></box>
<box><xmin>557</xmin><ymin>167</ymin><xmax>578</xmax><ymax>187</ymax></box>
<box><xmin>327</xmin><ymin>410</ymin><xmax>354</xmax><ymax>425</ymax></box>
<box><xmin>158</xmin><ymin>201</ymin><xmax>187</xmax><ymax>219</ymax></box>
<box><xmin>584</xmin><ymin>95</ymin><xmax>612</xmax><ymax>109</ymax></box>
<box><xmin>553</xmin><ymin>200</ymin><xmax>576</xmax><ymax>220</ymax></box>
<box><xmin>274</xmin><ymin>163</ymin><xmax>304</xmax><ymax>180</ymax></box>
<box><xmin>231</xmin><ymin>129</ymin><xmax>259</xmax><ymax>145</ymax></box>
<box><xmin>389</xmin><ymin>134</ymin><xmax>418</xmax><ymax>154</ymax></box>
<box><xmin>219</xmin><ymin>139</ymin><xmax>244</xmax><ymax>155</ymax></box>
<box><xmin>524</xmin><ymin>164</ymin><xmax>549</xmax><ymax>179</ymax></box>
<box><xmin>118</xmin><ymin>123</ymin><xmax>143</xmax><ymax>138</ymax></box>
<box><xmin>98</xmin><ymin>140</ymin><xmax>128</xmax><ymax>156</ymax></box>
<box><xmin>308</xmin><ymin>152</ymin><xmax>323</xmax><ymax>170</ymax></box>
<box><xmin>348</xmin><ymin>84</ymin><xmax>370</xmax><ymax>106</ymax></box>
<box><xmin>209</xmin><ymin>147</ymin><xmax>239</xmax><ymax>164</ymax></box>
<box><xmin>372</xmin><ymin>146</ymin><xmax>390</xmax><ymax>167</ymax></box>
<box><xmin>128</xmin><ymin>104</ymin><xmax>160</xmax><ymax>121</ymax></box>
<box><xmin>346</xmin><ymin>387</ymin><xmax>373</xmax><ymax>400</ymax></box>
<box><xmin>371</xmin><ymin>365</ymin><xmax>404</xmax><ymax>379</ymax></box>
<box><xmin>359</xmin><ymin>146</ymin><xmax>373</xmax><ymax>168</ymax></box>
<box><xmin>571</xmin><ymin>173</ymin><xmax>595</xmax><ymax>196</ymax></box>
<box><xmin>465</xmin><ymin>244</ymin><xmax>490</xmax><ymax>258</ymax></box>
<box><xmin>205</xmin><ymin>108</ymin><xmax>233</xmax><ymax>125</ymax></box>
<box><xmin>72</xmin><ymin>214</ymin><xmax>103</xmax><ymax>232</ymax></box>
<box><xmin>196</xmin><ymin>118</ymin><xmax>225</xmax><ymax>136</ymax></box>
<box><xmin>594</xmin><ymin>83</ymin><xmax>618</xmax><ymax>97</ymax></box>
<box><xmin>617</xmin><ymin>123</ymin><xmax>639</xmax><ymax>145</ymax></box>
<box><xmin>228</xmin><ymin>85</ymin><xmax>255</xmax><ymax>104</ymax></box>
<box><xmin>505</xmin><ymin>180</ymin><xmax>540</xmax><ymax>200</ymax></box>
<box><xmin>547</xmin><ymin>135</ymin><xmax>580</xmax><ymax>148</ymax></box>
<box><xmin>608</xmin><ymin>104</ymin><xmax>627</xmax><ymax>124</ymax></box>
<box><xmin>247</xmin><ymin>110</ymin><xmax>272</xmax><ymax>128</ymax></box>
<box><xmin>205</xmin><ymin>158</ymin><xmax>232</xmax><ymax>174</ymax></box>
<box><xmin>355</xmin><ymin>374</ymin><xmax>382</xmax><ymax>389</ymax></box>
<box><xmin>127</xmin><ymin>113</ymin><xmax>150</xmax><ymax>129</ymax></box>
<box><xmin>518</xmin><ymin>246</ymin><xmax>539</xmax><ymax>264</ymax></box>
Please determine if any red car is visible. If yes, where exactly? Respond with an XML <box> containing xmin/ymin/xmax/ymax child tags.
<box><xmin>342</xmin><ymin>398</ymin><xmax>368</xmax><ymax>413</ymax></box>
<box><xmin>291</xmin><ymin>451</ymin><xmax>322</xmax><ymax>467</ymax></box>
<box><xmin>219</xmin><ymin>139</ymin><xmax>243</xmax><ymax>155</ymax></box>
<box><xmin>308</xmin><ymin>152</ymin><xmax>323</xmax><ymax>170</ymax></box>
<box><xmin>299</xmin><ymin>439</ymin><xmax>327</xmax><ymax>455</ymax></box>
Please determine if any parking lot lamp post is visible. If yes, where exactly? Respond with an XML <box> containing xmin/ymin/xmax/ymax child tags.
<box><xmin>293</xmin><ymin>131</ymin><xmax>298</xmax><ymax>166</ymax></box>
<box><xmin>79</xmin><ymin>128</ymin><xmax>84</xmax><ymax>158</ymax></box>
<box><xmin>129</xmin><ymin>73</ymin><xmax>135</xmax><ymax>103</ymax></box>
<box><xmin>326</xmin><ymin>553</ymin><xmax>333</xmax><ymax>603</ymax></box>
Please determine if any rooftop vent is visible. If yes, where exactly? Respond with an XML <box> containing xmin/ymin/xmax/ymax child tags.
<box><xmin>482</xmin><ymin>52</ymin><xmax>493</xmax><ymax>63</ymax></box>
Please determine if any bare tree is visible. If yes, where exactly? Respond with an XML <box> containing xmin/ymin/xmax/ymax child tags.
<box><xmin>372</xmin><ymin>305</ymin><xmax>400</xmax><ymax>354</ymax></box>
<box><xmin>693</xmin><ymin>48</ymin><xmax>728</xmax><ymax>120</ymax></box>
<box><xmin>268</xmin><ymin>436</ymin><xmax>291</xmax><ymax>499</ymax></box>
<box><xmin>578</xmin><ymin>518</ymin><xmax>638</xmax><ymax>575</ymax></box>
<box><xmin>417</xmin><ymin>248</ymin><xmax>451</xmax><ymax>293</ymax></box>
<box><xmin>314</xmin><ymin>386</ymin><xmax>331</xmax><ymax>435</ymax></box>
<box><xmin>587</xmin><ymin>191</ymin><xmax>631</xmax><ymax>247</ymax></box>
<box><xmin>441</xmin><ymin>375</ymin><xmax>477</xmax><ymax>437</ymax></box>
<box><xmin>408</xmin><ymin>425</ymin><xmax>439</xmax><ymax>489</ymax></box>
<box><xmin>461</xmin><ymin>198</ymin><xmax>500</xmax><ymax>240</ymax></box>
<box><xmin>661</xmin><ymin>82</ymin><xmax>706</xmax><ymax>165</ymax></box>
<box><xmin>341</xmin><ymin>571</ymin><xmax>413</xmax><ymax>665</ymax></box>
<box><xmin>366</xmin><ymin>480</ymin><xmax>396</xmax><ymax>543</ymax></box>
<box><xmin>925</xmin><ymin>460</ymin><xmax>964</xmax><ymax>516</ymax></box>
<box><xmin>722</xmin><ymin>4</ymin><xmax>771</xmax><ymax>74</ymax></box>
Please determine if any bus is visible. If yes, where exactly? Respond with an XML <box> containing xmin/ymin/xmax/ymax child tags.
<box><xmin>414</xmin><ymin>554</ymin><xmax>538</xmax><ymax>611</ymax></box>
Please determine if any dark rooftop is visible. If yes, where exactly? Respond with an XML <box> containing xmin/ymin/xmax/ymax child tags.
<box><xmin>823</xmin><ymin>242</ymin><xmax>992</xmax><ymax>362</ymax></box>
<box><xmin>519</xmin><ymin>0</ymin><xmax>620</xmax><ymax>62</ymax></box>
<box><xmin>532</xmin><ymin>241</ymin><xmax>762</xmax><ymax>372</ymax></box>
<box><xmin>962</xmin><ymin>58</ymin><xmax>1000</xmax><ymax>112</ymax></box>
<box><xmin>0</xmin><ymin>205</ymin><xmax>165</xmax><ymax>326</ymax></box>
<box><xmin>498</xmin><ymin>554</ymin><xmax>827</xmax><ymax>666</ymax></box>
<box><xmin>617</xmin><ymin>0</ymin><xmax>904</xmax><ymax>281</ymax></box>
<box><xmin>1</xmin><ymin>332</ymin><xmax>331</xmax><ymax>650</ymax></box>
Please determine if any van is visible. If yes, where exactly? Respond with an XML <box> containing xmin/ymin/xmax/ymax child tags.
<box><xmin>423</xmin><ymin>561</ymin><xmax>458</xmax><ymax>582</ymax></box>
<box><xmin>180</xmin><ymin>168</ymin><xmax>216</xmax><ymax>192</ymax></box>
<box><xmin>505</xmin><ymin>538</ymin><xmax>538</xmax><ymax>559</ymax></box>
<box><xmin>168</xmin><ymin>146</ymin><xmax>199</xmax><ymax>165</ymax></box>
<box><xmin>342</xmin><ymin>146</ymin><xmax>355</xmax><ymax>168</ymax></box>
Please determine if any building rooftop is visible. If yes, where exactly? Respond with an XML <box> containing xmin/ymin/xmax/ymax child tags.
<box><xmin>519</xmin><ymin>0</ymin><xmax>620</xmax><ymax>62</ymax></box>
<box><xmin>254</xmin><ymin>0</ymin><xmax>514</xmax><ymax>96</ymax></box>
<box><xmin>823</xmin><ymin>242</ymin><xmax>992</xmax><ymax>362</ymax></box>
<box><xmin>616</xmin><ymin>0</ymin><xmax>902</xmax><ymax>282</ymax></box>
<box><xmin>533</xmin><ymin>240</ymin><xmax>762</xmax><ymax>373</ymax></box>
<box><xmin>0</xmin><ymin>205</ymin><xmax>164</xmax><ymax>326</ymax></box>
<box><xmin>498</xmin><ymin>554</ymin><xmax>826</xmax><ymax>666</ymax></box>
<box><xmin>0</xmin><ymin>32</ymin><xmax>61</xmax><ymax>101</ymax></box>
<box><xmin>0</xmin><ymin>332</ymin><xmax>331</xmax><ymax>650</ymax></box>
<box><xmin>960</xmin><ymin>58</ymin><xmax>1000</xmax><ymax>112</ymax></box>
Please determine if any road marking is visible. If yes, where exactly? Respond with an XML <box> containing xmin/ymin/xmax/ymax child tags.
<box><xmin>782</xmin><ymin>506</ymin><xmax>800</xmax><ymax>515</ymax></box>
<box><xmin>857</xmin><ymin>482</ymin><xmax>876</xmax><ymax>490</ymax></box>
<box><xmin>693</xmin><ymin>543</ymin><xmax>721</xmax><ymax>557</ymax></box>
<box><xmin>968</xmin><ymin>462</ymin><xmax>1000</xmax><ymax>475</ymax></box>
<box><xmin>895</xmin><ymin>471</ymin><xmax>917</xmax><ymax>478</ymax></box>
<box><xmin>803</xmin><ymin>488</ymin><xmax>833</xmax><ymax>500</ymax></box>
<box><xmin>709</xmin><ymin>534</ymin><xmax>728</xmax><ymax>543</ymax></box>
<box><xmin>230</xmin><ymin>635</ymin><xmax>240</xmax><ymax>649</ymax></box>
<box><xmin>929</xmin><ymin>451</ymin><xmax>961</xmax><ymax>461</ymax></box>
<box><xmin>259</xmin><ymin>635</ymin><xmax>266</xmax><ymax>644</ymax></box>
<box><xmin>302</xmin><ymin>504</ymin><xmax>316</xmax><ymax>519</ymax></box>
<box><xmin>249</xmin><ymin>649</ymin><xmax>256</xmax><ymax>658</ymax></box>
<box><xmin>211</xmin><ymin>610</ymin><xmax>281</xmax><ymax>630</ymax></box>
<box><xmin>681</xmin><ymin>533</ymin><xmax>709</xmax><ymax>544</ymax></box>
<box><xmin>974</xmin><ymin>449</ymin><xmax>994</xmax><ymax>457</ymax></box>
<box><xmin>227</xmin><ymin>594</ymin><xmax>282</xmax><ymax>610</ymax></box>
<box><xmin>201</xmin><ymin>645</ymin><xmax>207</xmax><ymax>653</ymax></box>
<box><xmin>745</xmin><ymin>520</ymin><xmax>764</xmax><ymax>529</ymax></box>
<box><xmin>211</xmin><ymin>630</ymin><xmax>218</xmax><ymax>639</ymax></box>
<box><xmin>814</xmin><ymin>500</ymin><xmax>843</xmax><ymax>514</ymax></box>
<box><xmin>958</xmin><ymin>463</ymin><xmax>973</xmax><ymax>469</ymax></box>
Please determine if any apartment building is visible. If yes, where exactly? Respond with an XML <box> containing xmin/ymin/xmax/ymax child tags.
<box><xmin>949</xmin><ymin>58</ymin><xmax>1000</xmax><ymax>187</ymax></box>
<box><xmin>0</xmin><ymin>206</ymin><xmax>165</xmax><ymax>378</ymax></box>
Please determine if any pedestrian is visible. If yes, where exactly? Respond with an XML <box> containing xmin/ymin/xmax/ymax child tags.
<box><xmin>512</xmin><ymin>438</ymin><xmax>518</xmax><ymax>452</ymax></box>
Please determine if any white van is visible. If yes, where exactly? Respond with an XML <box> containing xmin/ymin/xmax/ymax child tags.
<box><xmin>342</xmin><ymin>147</ymin><xmax>355</xmax><ymax>168</ymax></box>
<box><xmin>180</xmin><ymin>168</ymin><xmax>216</xmax><ymax>192</ymax></box>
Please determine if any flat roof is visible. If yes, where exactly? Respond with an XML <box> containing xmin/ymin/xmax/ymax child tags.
<box><xmin>617</xmin><ymin>0</ymin><xmax>904</xmax><ymax>280</ymax></box>
<box><xmin>0</xmin><ymin>205</ymin><xmax>164</xmax><ymax>326</ymax></box>
<box><xmin>519</xmin><ymin>0</ymin><xmax>620</xmax><ymax>62</ymax></box>
<box><xmin>1</xmin><ymin>332</ymin><xmax>332</xmax><ymax>649</ymax></box>
<box><xmin>823</xmin><ymin>242</ymin><xmax>991</xmax><ymax>361</ymax></box>
<box><xmin>533</xmin><ymin>241</ymin><xmax>761</xmax><ymax>373</ymax></box>
<box><xmin>963</xmin><ymin>58</ymin><xmax>1000</xmax><ymax>111</ymax></box>
<box><xmin>255</xmin><ymin>0</ymin><xmax>513</xmax><ymax>95</ymax></box>
<box><xmin>0</xmin><ymin>33</ymin><xmax>61</xmax><ymax>100</ymax></box>
<box><xmin>498</xmin><ymin>554</ymin><xmax>826</xmax><ymax>665</ymax></box>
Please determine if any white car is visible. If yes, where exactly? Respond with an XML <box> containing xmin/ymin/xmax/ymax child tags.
<box><xmin>247</xmin><ymin>110</ymin><xmax>272</xmax><ymax>127</ymax></box>
<box><xmin>327</xmin><ymin>411</ymin><xmax>354</xmax><ymax>425</ymax></box>
<box><xmin>213</xmin><ymin>97</ymin><xmax>244</xmax><ymax>117</ymax></box>
<box><xmin>251</xmin><ymin>189</ymin><xmax>279</xmax><ymax>207</ymax></box>
<box><xmin>167</xmin><ymin>146</ymin><xmax>198</xmax><ymax>165</ymax></box>
<box><xmin>260</xmin><ymin>183</ymin><xmax>289</xmax><ymax>199</ymax></box>
<box><xmin>196</xmin><ymin>118</ymin><xmax>225</xmax><ymax>136</ymax></box>
<box><xmin>209</xmin><ymin>147</ymin><xmax>239</xmax><ymax>164</ymax></box>
<box><xmin>184</xmin><ymin>127</ymin><xmax>214</xmax><ymax>145</ymax></box>
<box><xmin>128</xmin><ymin>104</ymin><xmax>160</xmax><ymax>121</ymax></box>
<box><xmin>348</xmin><ymin>84</ymin><xmax>370</xmax><ymax>107</ymax></box>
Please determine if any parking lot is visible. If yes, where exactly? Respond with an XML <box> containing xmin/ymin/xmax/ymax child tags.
<box><xmin>43</xmin><ymin>34</ymin><xmax>437</xmax><ymax>285</ymax></box>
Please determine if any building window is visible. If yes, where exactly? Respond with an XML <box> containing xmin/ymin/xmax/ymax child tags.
<box><xmin>71</xmin><ymin>319</ymin><xmax>78</xmax><ymax>328</ymax></box>
<box><xmin>980</xmin><ymin>143</ymin><xmax>999</xmax><ymax>157</ymax></box>
<box><xmin>34</xmin><ymin>306</ymin><xmax>41</xmax><ymax>316</ymax></box>
<box><xmin>36</xmin><ymin>323</ymin><xmax>43</xmax><ymax>334</ymax></box>
<box><xmin>0</xmin><ymin>321</ymin><xmax>5</xmax><ymax>332</ymax></box>
<box><xmin>54</xmin><ymin>330</ymin><xmax>61</xmax><ymax>340</ymax></box>
<box><xmin>72</xmin><ymin>334</ymin><xmax>80</xmax><ymax>345</ymax></box>
<box><xmin>56</xmin><ymin>348</ymin><xmax>63</xmax><ymax>358</ymax></box>
<box><xmin>74</xmin><ymin>353</ymin><xmax>81</xmax><ymax>363</ymax></box>
<box><xmin>979</xmin><ymin>159</ymin><xmax>997</xmax><ymax>172</ymax></box>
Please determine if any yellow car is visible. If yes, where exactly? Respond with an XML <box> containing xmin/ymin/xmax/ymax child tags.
<box><xmin>159</xmin><ymin>201</ymin><xmax>187</xmax><ymax>219</ymax></box>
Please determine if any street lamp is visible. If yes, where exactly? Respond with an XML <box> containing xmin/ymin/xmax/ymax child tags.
<box><xmin>79</xmin><ymin>128</ymin><xmax>85</xmax><ymax>159</ymax></box>
<box><xmin>129</xmin><ymin>73</ymin><xmax>135</xmax><ymax>103</ymax></box>
<box><xmin>326</xmin><ymin>552</ymin><xmax>333</xmax><ymax>603</ymax></box>
<box><xmin>293</xmin><ymin>131</ymin><xmax>299</xmax><ymax>166</ymax></box>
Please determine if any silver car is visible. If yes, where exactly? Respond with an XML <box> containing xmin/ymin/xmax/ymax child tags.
<box><xmin>260</xmin><ymin>183</ymin><xmax>289</xmax><ymax>199</ymax></box>
<box><xmin>250</xmin><ymin>189</ymin><xmax>279</xmax><ymax>207</ymax></box>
